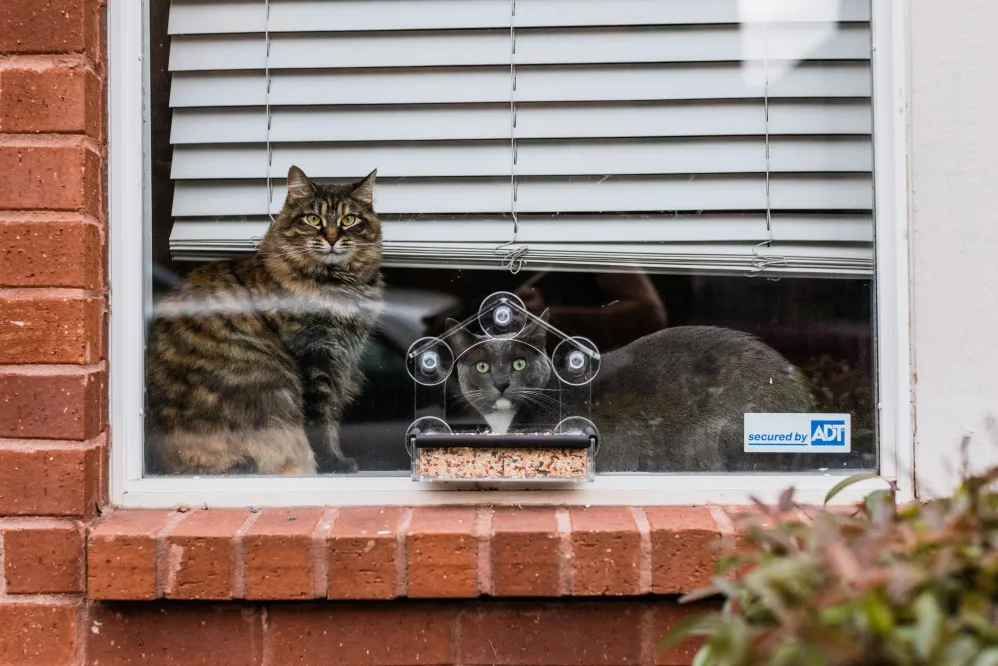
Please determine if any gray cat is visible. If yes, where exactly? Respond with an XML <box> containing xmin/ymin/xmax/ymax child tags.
<box><xmin>447</xmin><ymin>312</ymin><xmax>814</xmax><ymax>472</ymax></box>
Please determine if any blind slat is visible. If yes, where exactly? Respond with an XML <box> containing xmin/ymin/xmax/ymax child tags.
<box><xmin>169</xmin><ymin>236</ymin><xmax>873</xmax><ymax>279</ymax></box>
<box><xmin>171</xmin><ymin>101</ymin><xmax>873</xmax><ymax>145</ymax></box>
<box><xmin>172</xmin><ymin>138</ymin><xmax>872</xmax><ymax>180</ymax></box>
<box><xmin>170</xmin><ymin>0</ymin><xmax>871</xmax><ymax>35</ymax></box>
<box><xmin>170</xmin><ymin>214</ymin><xmax>873</xmax><ymax>246</ymax></box>
<box><xmin>170</xmin><ymin>24</ymin><xmax>870</xmax><ymax>71</ymax></box>
<box><xmin>173</xmin><ymin>176</ymin><xmax>872</xmax><ymax>218</ymax></box>
<box><xmin>171</xmin><ymin>63</ymin><xmax>872</xmax><ymax>108</ymax></box>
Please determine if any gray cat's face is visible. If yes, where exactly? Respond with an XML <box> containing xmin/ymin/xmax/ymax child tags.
<box><xmin>447</xmin><ymin>311</ymin><xmax>553</xmax><ymax>432</ymax></box>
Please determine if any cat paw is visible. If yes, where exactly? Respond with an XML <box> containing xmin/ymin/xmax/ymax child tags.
<box><xmin>330</xmin><ymin>456</ymin><xmax>359</xmax><ymax>475</ymax></box>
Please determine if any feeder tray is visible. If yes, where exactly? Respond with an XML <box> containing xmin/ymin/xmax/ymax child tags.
<box><xmin>409</xmin><ymin>429</ymin><xmax>597</xmax><ymax>482</ymax></box>
<box><xmin>404</xmin><ymin>291</ymin><xmax>601</xmax><ymax>484</ymax></box>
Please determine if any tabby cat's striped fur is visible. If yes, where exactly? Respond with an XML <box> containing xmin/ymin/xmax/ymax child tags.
<box><xmin>145</xmin><ymin>167</ymin><xmax>383</xmax><ymax>475</ymax></box>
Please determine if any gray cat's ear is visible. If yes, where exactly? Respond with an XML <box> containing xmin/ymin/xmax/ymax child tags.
<box><xmin>351</xmin><ymin>169</ymin><xmax>377</xmax><ymax>206</ymax></box>
<box><xmin>444</xmin><ymin>318</ymin><xmax>473</xmax><ymax>355</ymax></box>
<box><xmin>286</xmin><ymin>165</ymin><xmax>313</xmax><ymax>203</ymax></box>
<box><xmin>520</xmin><ymin>308</ymin><xmax>550</xmax><ymax>347</ymax></box>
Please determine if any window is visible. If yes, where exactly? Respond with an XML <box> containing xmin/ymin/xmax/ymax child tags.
<box><xmin>110</xmin><ymin>0</ymin><xmax>912</xmax><ymax>506</ymax></box>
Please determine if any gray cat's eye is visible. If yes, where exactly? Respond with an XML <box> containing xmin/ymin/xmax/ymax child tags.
<box><xmin>303</xmin><ymin>214</ymin><xmax>322</xmax><ymax>227</ymax></box>
<box><xmin>512</xmin><ymin>358</ymin><xmax>527</xmax><ymax>371</ymax></box>
<box><xmin>475</xmin><ymin>361</ymin><xmax>490</xmax><ymax>374</ymax></box>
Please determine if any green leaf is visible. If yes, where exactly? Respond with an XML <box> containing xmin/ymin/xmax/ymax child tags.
<box><xmin>692</xmin><ymin>646</ymin><xmax>714</xmax><ymax>666</ymax></box>
<box><xmin>864</xmin><ymin>594</ymin><xmax>895</xmax><ymax>635</ymax></box>
<box><xmin>717</xmin><ymin>554</ymin><xmax>744</xmax><ymax>575</ymax></box>
<box><xmin>680</xmin><ymin>585</ymin><xmax>722</xmax><ymax>604</ymax></box>
<box><xmin>778</xmin><ymin>486</ymin><xmax>797</xmax><ymax>512</ymax></box>
<box><xmin>712</xmin><ymin>576</ymin><xmax>740</xmax><ymax>599</ymax></box>
<box><xmin>818</xmin><ymin>604</ymin><xmax>852</xmax><ymax>626</ymax></box>
<box><xmin>824</xmin><ymin>473</ymin><xmax>890</xmax><ymax>506</ymax></box>
<box><xmin>864</xmin><ymin>489</ymin><xmax>897</xmax><ymax>518</ymax></box>
<box><xmin>914</xmin><ymin>592</ymin><xmax>944</xmax><ymax>660</ymax></box>
<box><xmin>972</xmin><ymin>648</ymin><xmax>998</xmax><ymax>666</ymax></box>
<box><xmin>940</xmin><ymin>635</ymin><xmax>980</xmax><ymax>666</ymax></box>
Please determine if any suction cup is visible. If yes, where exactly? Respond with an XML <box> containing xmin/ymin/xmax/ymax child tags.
<box><xmin>405</xmin><ymin>417</ymin><xmax>452</xmax><ymax>457</ymax></box>
<box><xmin>552</xmin><ymin>337</ymin><xmax>600</xmax><ymax>386</ymax></box>
<box><xmin>406</xmin><ymin>337</ymin><xmax>454</xmax><ymax>386</ymax></box>
<box><xmin>478</xmin><ymin>291</ymin><xmax>528</xmax><ymax>339</ymax></box>
<box><xmin>554</xmin><ymin>416</ymin><xmax>600</xmax><ymax>455</ymax></box>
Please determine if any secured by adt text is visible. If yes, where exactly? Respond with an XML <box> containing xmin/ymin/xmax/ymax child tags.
<box><xmin>743</xmin><ymin>413</ymin><xmax>851</xmax><ymax>453</ymax></box>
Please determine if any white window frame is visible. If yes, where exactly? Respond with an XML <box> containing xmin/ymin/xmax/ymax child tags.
<box><xmin>109</xmin><ymin>0</ymin><xmax>913</xmax><ymax>508</ymax></box>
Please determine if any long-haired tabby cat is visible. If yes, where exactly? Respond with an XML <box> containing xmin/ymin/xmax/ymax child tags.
<box><xmin>145</xmin><ymin>166</ymin><xmax>383</xmax><ymax>475</ymax></box>
<box><xmin>447</xmin><ymin>312</ymin><xmax>814</xmax><ymax>472</ymax></box>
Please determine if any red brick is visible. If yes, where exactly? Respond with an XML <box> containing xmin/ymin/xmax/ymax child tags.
<box><xmin>327</xmin><ymin>506</ymin><xmax>400</xmax><ymax>600</ymax></box>
<box><xmin>407</xmin><ymin>507</ymin><xmax>477</xmax><ymax>598</ymax></box>
<box><xmin>570</xmin><ymin>506</ymin><xmax>642</xmax><ymax>596</ymax></box>
<box><xmin>0</xmin><ymin>292</ymin><xmax>103</xmax><ymax>364</ymax></box>
<box><xmin>88</xmin><ymin>509</ymin><xmax>174</xmax><ymax>600</ymax></box>
<box><xmin>265</xmin><ymin>604</ymin><xmax>456</xmax><ymax>666</ymax></box>
<box><xmin>491</xmin><ymin>508</ymin><xmax>562</xmax><ymax>597</ymax></box>
<box><xmin>88</xmin><ymin>603</ymin><xmax>263</xmax><ymax>666</ymax></box>
<box><xmin>460</xmin><ymin>601</ymin><xmax>646</xmax><ymax>665</ymax></box>
<box><xmin>243</xmin><ymin>507</ymin><xmax>323</xmax><ymax>600</ymax></box>
<box><xmin>647</xmin><ymin>507</ymin><xmax>721</xmax><ymax>594</ymax></box>
<box><xmin>0</xmin><ymin>144</ymin><xmax>102</xmax><ymax>215</ymax></box>
<box><xmin>654</xmin><ymin>601</ymin><xmax>720</xmax><ymax>666</ymax></box>
<box><xmin>0</xmin><ymin>601</ymin><xmax>79</xmax><ymax>666</ymax></box>
<box><xmin>0</xmin><ymin>442</ymin><xmax>100</xmax><ymax>517</ymax></box>
<box><xmin>164</xmin><ymin>509</ymin><xmax>250</xmax><ymax>600</ymax></box>
<box><xmin>0</xmin><ymin>0</ymin><xmax>101</xmax><ymax>59</ymax></box>
<box><xmin>0</xmin><ymin>367</ymin><xmax>105</xmax><ymax>439</ymax></box>
<box><xmin>0</xmin><ymin>219</ymin><xmax>103</xmax><ymax>289</ymax></box>
<box><xmin>0</xmin><ymin>66</ymin><xmax>102</xmax><ymax>136</ymax></box>
<box><xmin>2</xmin><ymin>519</ymin><xmax>83</xmax><ymax>593</ymax></box>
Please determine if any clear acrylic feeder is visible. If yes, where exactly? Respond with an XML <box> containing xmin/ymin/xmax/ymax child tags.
<box><xmin>405</xmin><ymin>292</ymin><xmax>600</xmax><ymax>484</ymax></box>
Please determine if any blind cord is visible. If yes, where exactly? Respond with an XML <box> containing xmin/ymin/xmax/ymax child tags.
<box><xmin>494</xmin><ymin>0</ymin><xmax>528</xmax><ymax>274</ymax></box>
<box><xmin>264</xmin><ymin>0</ymin><xmax>275</xmax><ymax>226</ymax></box>
<box><xmin>248</xmin><ymin>0</ymin><xmax>275</xmax><ymax>251</ymax></box>
<box><xmin>749</xmin><ymin>19</ymin><xmax>788</xmax><ymax>280</ymax></box>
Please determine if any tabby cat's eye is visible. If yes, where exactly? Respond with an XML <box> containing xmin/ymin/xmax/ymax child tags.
<box><xmin>475</xmin><ymin>362</ymin><xmax>490</xmax><ymax>374</ymax></box>
<box><xmin>304</xmin><ymin>214</ymin><xmax>322</xmax><ymax>227</ymax></box>
<box><xmin>512</xmin><ymin>358</ymin><xmax>527</xmax><ymax>371</ymax></box>
<box><xmin>339</xmin><ymin>214</ymin><xmax>359</xmax><ymax>228</ymax></box>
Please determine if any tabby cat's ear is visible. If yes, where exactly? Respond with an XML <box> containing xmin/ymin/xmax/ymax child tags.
<box><xmin>350</xmin><ymin>169</ymin><xmax>377</xmax><ymax>206</ymax></box>
<box><xmin>286</xmin><ymin>165</ymin><xmax>313</xmax><ymax>203</ymax></box>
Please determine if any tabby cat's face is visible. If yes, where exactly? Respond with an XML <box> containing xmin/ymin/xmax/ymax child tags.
<box><xmin>265</xmin><ymin>166</ymin><xmax>382</xmax><ymax>283</ymax></box>
<box><xmin>447</xmin><ymin>312</ymin><xmax>554</xmax><ymax>433</ymax></box>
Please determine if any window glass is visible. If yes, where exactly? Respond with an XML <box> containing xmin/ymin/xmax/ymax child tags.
<box><xmin>145</xmin><ymin>0</ymin><xmax>877</xmax><ymax>478</ymax></box>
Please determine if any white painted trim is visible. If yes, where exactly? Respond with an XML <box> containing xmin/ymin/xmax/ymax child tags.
<box><xmin>871</xmin><ymin>0</ymin><xmax>914</xmax><ymax>502</ymax></box>
<box><xmin>119</xmin><ymin>474</ymin><xmax>891</xmax><ymax>508</ymax></box>
<box><xmin>108</xmin><ymin>0</ymin><xmax>149</xmax><ymax>504</ymax></box>
<box><xmin>110</xmin><ymin>2</ymin><xmax>913</xmax><ymax>508</ymax></box>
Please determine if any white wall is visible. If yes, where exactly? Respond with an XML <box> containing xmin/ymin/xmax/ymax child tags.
<box><xmin>910</xmin><ymin>0</ymin><xmax>998</xmax><ymax>495</ymax></box>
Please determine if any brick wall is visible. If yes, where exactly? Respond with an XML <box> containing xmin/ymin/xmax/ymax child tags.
<box><xmin>0</xmin><ymin>0</ymin><xmax>106</xmax><ymax>664</ymax></box>
<box><xmin>0</xmin><ymin>3</ymin><xmax>725</xmax><ymax>665</ymax></box>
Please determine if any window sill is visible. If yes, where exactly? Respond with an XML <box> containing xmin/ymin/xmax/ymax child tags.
<box><xmin>86</xmin><ymin>504</ymin><xmax>779</xmax><ymax>601</ymax></box>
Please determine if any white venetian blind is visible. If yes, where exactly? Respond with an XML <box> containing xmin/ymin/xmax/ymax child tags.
<box><xmin>167</xmin><ymin>0</ymin><xmax>875</xmax><ymax>277</ymax></box>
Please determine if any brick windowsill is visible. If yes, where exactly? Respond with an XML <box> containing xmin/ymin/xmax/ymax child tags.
<box><xmin>83</xmin><ymin>505</ymin><xmax>783</xmax><ymax>602</ymax></box>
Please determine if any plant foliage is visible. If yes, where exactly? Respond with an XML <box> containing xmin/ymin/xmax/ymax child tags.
<box><xmin>663</xmin><ymin>458</ymin><xmax>998</xmax><ymax>665</ymax></box>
